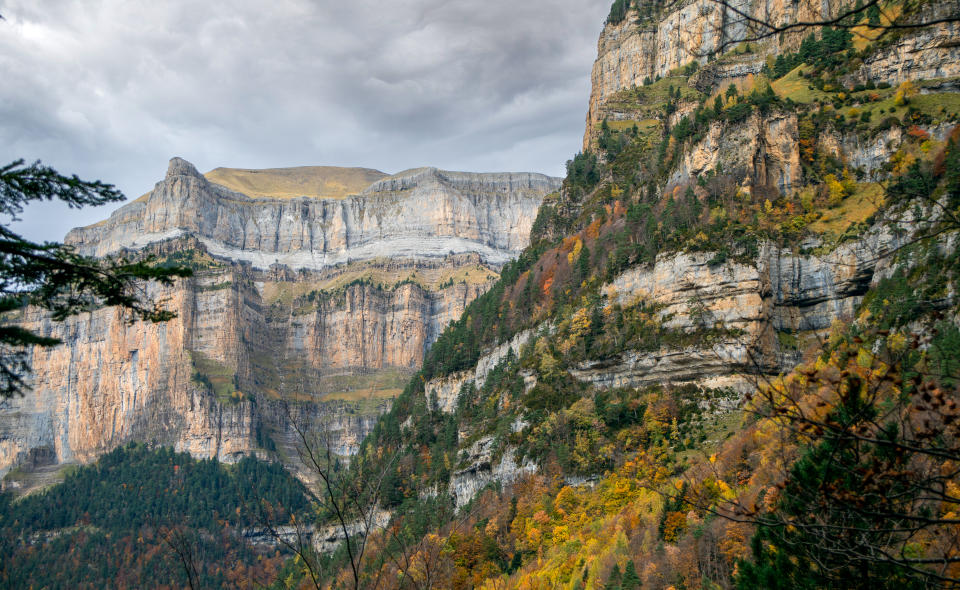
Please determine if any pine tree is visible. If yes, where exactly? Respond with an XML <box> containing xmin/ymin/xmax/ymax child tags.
<box><xmin>622</xmin><ymin>561</ymin><xmax>641</xmax><ymax>589</ymax></box>
<box><xmin>577</xmin><ymin>245</ymin><xmax>592</xmax><ymax>284</ymax></box>
<box><xmin>0</xmin><ymin>160</ymin><xmax>192</xmax><ymax>397</ymax></box>
<box><xmin>605</xmin><ymin>563</ymin><xmax>623</xmax><ymax>590</ymax></box>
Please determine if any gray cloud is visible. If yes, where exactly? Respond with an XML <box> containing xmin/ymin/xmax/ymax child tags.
<box><xmin>0</xmin><ymin>0</ymin><xmax>610</xmax><ymax>242</ymax></box>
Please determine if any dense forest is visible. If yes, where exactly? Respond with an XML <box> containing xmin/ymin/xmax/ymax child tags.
<box><xmin>0</xmin><ymin>444</ymin><xmax>311</xmax><ymax>588</ymax></box>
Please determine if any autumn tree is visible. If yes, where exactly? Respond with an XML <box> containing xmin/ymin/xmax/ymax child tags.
<box><xmin>682</xmin><ymin>332</ymin><xmax>960</xmax><ymax>588</ymax></box>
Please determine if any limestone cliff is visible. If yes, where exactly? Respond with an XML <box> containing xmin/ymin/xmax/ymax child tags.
<box><xmin>66</xmin><ymin>159</ymin><xmax>558</xmax><ymax>270</ymax></box>
<box><xmin>585</xmin><ymin>0</ymin><xmax>829</xmax><ymax>148</ymax></box>
<box><xmin>583</xmin><ymin>0</ymin><xmax>960</xmax><ymax>148</ymax></box>
<box><xmin>0</xmin><ymin>159</ymin><xmax>559</xmax><ymax>485</ymax></box>
<box><xmin>401</xmin><ymin>0</ymin><xmax>960</xmax><ymax>512</ymax></box>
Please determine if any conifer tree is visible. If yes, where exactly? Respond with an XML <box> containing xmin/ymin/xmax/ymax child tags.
<box><xmin>0</xmin><ymin>160</ymin><xmax>192</xmax><ymax>397</ymax></box>
<box><xmin>605</xmin><ymin>563</ymin><xmax>623</xmax><ymax>590</ymax></box>
<box><xmin>622</xmin><ymin>561</ymin><xmax>641</xmax><ymax>589</ymax></box>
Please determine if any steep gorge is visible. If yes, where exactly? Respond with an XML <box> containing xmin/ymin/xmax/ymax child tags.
<box><xmin>340</xmin><ymin>1</ymin><xmax>960</xmax><ymax>587</ymax></box>
<box><xmin>0</xmin><ymin>158</ymin><xmax>560</xmax><ymax>489</ymax></box>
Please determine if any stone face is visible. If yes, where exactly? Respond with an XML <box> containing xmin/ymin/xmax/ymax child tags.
<box><xmin>584</xmin><ymin>0</ymin><xmax>824</xmax><ymax>149</ymax></box>
<box><xmin>66</xmin><ymin>160</ymin><xmax>560</xmax><ymax>271</ymax></box>
<box><xmin>577</xmin><ymin>226</ymin><xmax>901</xmax><ymax>392</ymax></box>
<box><xmin>848</xmin><ymin>3</ymin><xmax>960</xmax><ymax>86</ymax></box>
<box><xmin>424</xmin><ymin>328</ymin><xmax>535</xmax><ymax>414</ymax></box>
<box><xmin>447</xmin><ymin>437</ymin><xmax>536</xmax><ymax>508</ymax></box>
<box><xmin>669</xmin><ymin>111</ymin><xmax>802</xmax><ymax>194</ymax></box>
<box><xmin>0</xmin><ymin>159</ymin><xmax>559</xmax><ymax>484</ymax></box>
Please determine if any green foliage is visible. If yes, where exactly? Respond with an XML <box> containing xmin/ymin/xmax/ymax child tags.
<box><xmin>929</xmin><ymin>322</ymin><xmax>960</xmax><ymax>387</ymax></box>
<box><xmin>606</xmin><ymin>563</ymin><xmax>623</xmax><ymax>589</ymax></box>
<box><xmin>2</xmin><ymin>443</ymin><xmax>310</xmax><ymax>533</ymax></box>
<box><xmin>763</xmin><ymin>28</ymin><xmax>853</xmax><ymax>79</ymax></box>
<box><xmin>566</xmin><ymin>151</ymin><xmax>602</xmax><ymax>192</ymax></box>
<box><xmin>724</xmin><ymin>101</ymin><xmax>753</xmax><ymax>124</ymax></box>
<box><xmin>607</xmin><ymin>0</ymin><xmax>631</xmax><ymax>24</ymax></box>
<box><xmin>0</xmin><ymin>443</ymin><xmax>309</xmax><ymax>588</ymax></box>
<box><xmin>622</xmin><ymin>560</ymin><xmax>641</xmax><ymax>589</ymax></box>
<box><xmin>735</xmin><ymin>411</ymin><xmax>933</xmax><ymax>590</ymax></box>
<box><xmin>885</xmin><ymin>160</ymin><xmax>937</xmax><ymax>207</ymax></box>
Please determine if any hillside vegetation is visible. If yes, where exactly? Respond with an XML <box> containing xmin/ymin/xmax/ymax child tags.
<box><xmin>300</xmin><ymin>2</ymin><xmax>960</xmax><ymax>589</ymax></box>
<box><xmin>7</xmin><ymin>1</ymin><xmax>960</xmax><ymax>589</ymax></box>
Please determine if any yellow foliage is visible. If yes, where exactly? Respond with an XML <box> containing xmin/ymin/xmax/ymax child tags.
<box><xmin>567</xmin><ymin>238</ymin><xmax>583</xmax><ymax>265</ymax></box>
<box><xmin>841</xmin><ymin>168</ymin><xmax>856</xmax><ymax>194</ymax></box>
<box><xmin>570</xmin><ymin>307</ymin><xmax>592</xmax><ymax>338</ymax></box>
<box><xmin>525</xmin><ymin>526</ymin><xmax>542</xmax><ymax>548</ymax></box>
<box><xmin>893</xmin><ymin>80</ymin><xmax>917</xmax><ymax>106</ymax></box>
<box><xmin>824</xmin><ymin>173</ymin><xmax>847</xmax><ymax>206</ymax></box>
<box><xmin>887</xmin><ymin>331</ymin><xmax>907</xmax><ymax>353</ymax></box>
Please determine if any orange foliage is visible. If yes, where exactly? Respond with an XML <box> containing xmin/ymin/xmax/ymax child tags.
<box><xmin>541</xmin><ymin>275</ymin><xmax>554</xmax><ymax>296</ymax></box>
<box><xmin>586</xmin><ymin>218</ymin><xmax>602</xmax><ymax>240</ymax></box>
<box><xmin>662</xmin><ymin>511</ymin><xmax>688</xmax><ymax>543</ymax></box>
<box><xmin>907</xmin><ymin>124</ymin><xmax>931</xmax><ymax>140</ymax></box>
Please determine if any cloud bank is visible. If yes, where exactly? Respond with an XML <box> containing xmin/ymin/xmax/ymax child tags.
<box><xmin>0</xmin><ymin>0</ymin><xmax>610</xmax><ymax>242</ymax></box>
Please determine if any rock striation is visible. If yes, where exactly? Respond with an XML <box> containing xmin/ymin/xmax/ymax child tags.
<box><xmin>66</xmin><ymin>159</ymin><xmax>559</xmax><ymax>270</ymax></box>
<box><xmin>0</xmin><ymin>159</ymin><xmax>560</xmax><ymax>485</ymax></box>
<box><xmin>582</xmin><ymin>0</ymin><xmax>874</xmax><ymax>148</ymax></box>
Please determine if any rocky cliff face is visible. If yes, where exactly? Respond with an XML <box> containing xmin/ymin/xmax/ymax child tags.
<box><xmin>405</xmin><ymin>0</ymin><xmax>960</xmax><ymax>512</ymax></box>
<box><xmin>66</xmin><ymin>159</ymin><xmax>558</xmax><ymax>270</ymax></box>
<box><xmin>0</xmin><ymin>159</ymin><xmax>559</xmax><ymax>485</ymax></box>
<box><xmin>584</xmin><ymin>0</ymin><xmax>841</xmax><ymax>148</ymax></box>
<box><xmin>573</xmin><ymin>226</ymin><xmax>899</xmax><ymax>392</ymax></box>
<box><xmin>848</xmin><ymin>3</ymin><xmax>960</xmax><ymax>86</ymax></box>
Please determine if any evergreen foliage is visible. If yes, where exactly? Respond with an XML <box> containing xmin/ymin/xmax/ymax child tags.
<box><xmin>607</xmin><ymin>0</ymin><xmax>631</xmax><ymax>24</ymax></box>
<box><xmin>0</xmin><ymin>443</ymin><xmax>310</xmax><ymax>587</ymax></box>
<box><xmin>0</xmin><ymin>160</ymin><xmax>192</xmax><ymax>397</ymax></box>
<box><xmin>764</xmin><ymin>28</ymin><xmax>854</xmax><ymax>79</ymax></box>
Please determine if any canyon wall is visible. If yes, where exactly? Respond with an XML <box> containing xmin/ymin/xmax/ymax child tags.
<box><xmin>66</xmin><ymin>159</ymin><xmax>557</xmax><ymax>269</ymax></box>
<box><xmin>0</xmin><ymin>159</ymin><xmax>559</xmax><ymax>486</ymax></box>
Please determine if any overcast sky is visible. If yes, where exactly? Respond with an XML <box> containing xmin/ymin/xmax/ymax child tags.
<box><xmin>0</xmin><ymin>0</ymin><xmax>610</xmax><ymax>243</ymax></box>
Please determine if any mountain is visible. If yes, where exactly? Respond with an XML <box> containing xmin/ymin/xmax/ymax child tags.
<box><xmin>312</xmin><ymin>1</ymin><xmax>960</xmax><ymax>588</ymax></box>
<box><xmin>4</xmin><ymin>0</ymin><xmax>960</xmax><ymax>588</ymax></box>
<box><xmin>0</xmin><ymin>158</ymin><xmax>560</xmax><ymax>491</ymax></box>
<box><xmin>203</xmin><ymin>165</ymin><xmax>388</xmax><ymax>200</ymax></box>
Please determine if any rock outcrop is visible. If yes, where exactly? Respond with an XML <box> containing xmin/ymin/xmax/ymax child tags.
<box><xmin>584</xmin><ymin>0</ymin><xmax>847</xmax><ymax>148</ymax></box>
<box><xmin>848</xmin><ymin>3</ymin><xmax>960</xmax><ymax>86</ymax></box>
<box><xmin>0</xmin><ymin>159</ymin><xmax>560</xmax><ymax>485</ymax></box>
<box><xmin>66</xmin><ymin>159</ymin><xmax>559</xmax><ymax>270</ymax></box>
<box><xmin>669</xmin><ymin>111</ymin><xmax>802</xmax><ymax>194</ymax></box>
<box><xmin>577</xmin><ymin>226</ymin><xmax>899</xmax><ymax>392</ymax></box>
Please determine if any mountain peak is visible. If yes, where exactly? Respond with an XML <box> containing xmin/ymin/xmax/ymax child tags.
<box><xmin>166</xmin><ymin>157</ymin><xmax>203</xmax><ymax>180</ymax></box>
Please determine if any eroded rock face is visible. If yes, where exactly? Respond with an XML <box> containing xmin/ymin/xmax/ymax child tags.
<box><xmin>849</xmin><ymin>3</ymin><xmax>960</xmax><ymax>86</ymax></box>
<box><xmin>583</xmin><ymin>0</ymin><xmax>843</xmax><ymax>148</ymax></box>
<box><xmin>66</xmin><ymin>159</ymin><xmax>560</xmax><ymax>270</ymax></box>
<box><xmin>424</xmin><ymin>328</ymin><xmax>535</xmax><ymax>414</ymax></box>
<box><xmin>0</xmin><ymin>158</ymin><xmax>559</xmax><ymax>483</ymax></box>
<box><xmin>669</xmin><ymin>111</ymin><xmax>802</xmax><ymax>194</ymax></box>
<box><xmin>576</xmin><ymin>227</ymin><xmax>901</xmax><ymax>393</ymax></box>
<box><xmin>447</xmin><ymin>437</ymin><xmax>537</xmax><ymax>508</ymax></box>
